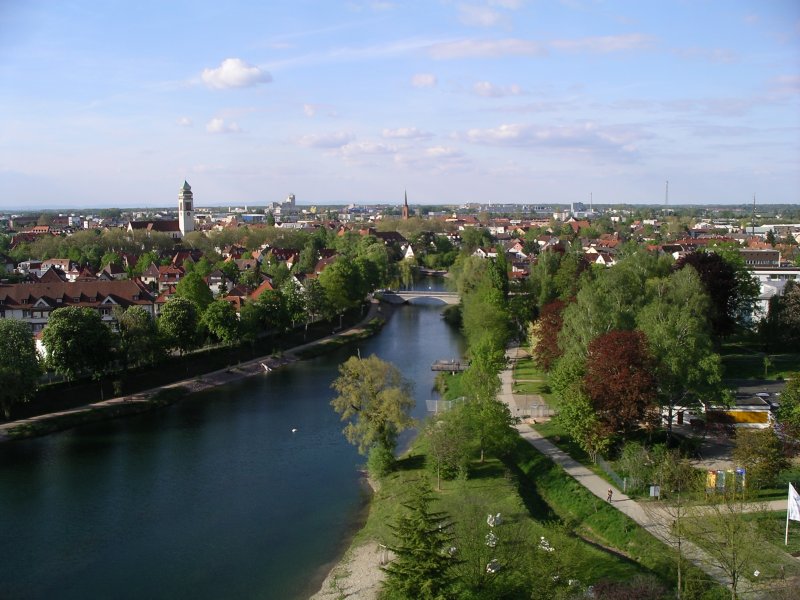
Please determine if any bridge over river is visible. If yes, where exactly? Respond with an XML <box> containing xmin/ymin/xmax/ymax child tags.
<box><xmin>376</xmin><ymin>290</ymin><xmax>460</xmax><ymax>305</ymax></box>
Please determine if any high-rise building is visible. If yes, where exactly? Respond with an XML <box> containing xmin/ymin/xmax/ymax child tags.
<box><xmin>178</xmin><ymin>181</ymin><xmax>195</xmax><ymax>236</ymax></box>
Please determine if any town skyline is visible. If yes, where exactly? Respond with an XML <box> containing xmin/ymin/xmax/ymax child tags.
<box><xmin>1</xmin><ymin>1</ymin><xmax>798</xmax><ymax>208</ymax></box>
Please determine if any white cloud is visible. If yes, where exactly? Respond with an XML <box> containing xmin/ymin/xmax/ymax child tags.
<box><xmin>424</xmin><ymin>146</ymin><xmax>462</xmax><ymax>158</ymax></box>
<box><xmin>459</xmin><ymin>5</ymin><xmax>503</xmax><ymax>27</ymax></box>
<box><xmin>177</xmin><ymin>116</ymin><xmax>193</xmax><ymax>127</ymax></box>
<box><xmin>340</xmin><ymin>141</ymin><xmax>396</xmax><ymax>157</ymax></box>
<box><xmin>473</xmin><ymin>81</ymin><xmax>523</xmax><ymax>97</ymax></box>
<box><xmin>430</xmin><ymin>39</ymin><xmax>545</xmax><ymax>59</ymax></box>
<box><xmin>673</xmin><ymin>47</ymin><xmax>737</xmax><ymax>64</ymax></box>
<box><xmin>395</xmin><ymin>145</ymin><xmax>470</xmax><ymax>172</ymax></box>
<box><xmin>412</xmin><ymin>73</ymin><xmax>437</xmax><ymax>88</ymax></box>
<box><xmin>772</xmin><ymin>74</ymin><xmax>800</xmax><ymax>94</ymax></box>
<box><xmin>303</xmin><ymin>104</ymin><xmax>317</xmax><ymax>117</ymax></box>
<box><xmin>490</xmin><ymin>0</ymin><xmax>523</xmax><ymax>7</ymax></box>
<box><xmin>206</xmin><ymin>118</ymin><xmax>241</xmax><ymax>134</ymax></box>
<box><xmin>460</xmin><ymin>122</ymin><xmax>649</xmax><ymax>155</ymax></box>
<box><xmin>550</xmin><ymin>33</ymin><xmax>653</xmax><ymax>53</ymax></box>
<box><xmin>201</xmin><ymin>58</ymin><xmax>272</xmax><ymax>90</ymax></box>
<box><xmin>297</xmin><ymin>132</ymin><xmax>355</xmax><ymax>148</ymax></box>
<box><xmin>382</xmin><ymin>127</ymin><xmax>433</xmax><ymax>139</ymax></box>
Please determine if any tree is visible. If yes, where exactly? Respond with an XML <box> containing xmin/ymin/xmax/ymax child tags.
<box><xmin>330</xmin><ymin>355</ymin><xmax>414</xmax><ymax>455</ymax></box>
<box><xmin>42</xmin><ymin>307</ymin><xmax>114</xmax><ymax>398</ymax></box>
<box><xmin>531</xmin><ymin>299</ymin><xmax>567</xmax><ymax>371</ymax></box>
<box><xmin>776</xmin><ymin>373</ymin><xmax>800</xmax><ymax>440</ymax></box>
<box><xmin>201</xmin><ymin>299</ymin><xmax>240</xmax><ymax>345</ymax></box>
<box><xmin>280</xmin><ymin>280</ymin><xmax>306</xmax><ymax>330</ymax></box>
<box><xmin>641</xmin><ymin>451</ymin><xmax>703</xmax><ymax>599</ymax></box>
<box><xmin>762</xmin><ymin>281</ymin><xmax>800</xmax><ymax>349</ymax></box>
<box><xmin>583</xmin><ymin>330</ymin><xmax>657</xmax><ymax>434</ymax></box>
<box><xmin>116</xmin><ymin>306</ymin><xmax>163</xmax><ymax>368</ymax></box>
<box><xmin>254</xmin><ymin>289</ymin><xmax>286</xmax><ymax>332</ymax></box>
<box><xmin>425</xmin><ymin>415</ymin><xmax>470</xmax><ymax>489</ymax></box>
<box><xmin>382</xmin><ymin>481</ymin><xmax>458</xmax><ymax>600</ymax></box>
<box><xmin>682</xmin><ymin>495</ymin><xmax>767</xmax><ymax>600</ymax></box>
<box><xmin>732</xmin><ymin>428</ymin><xmax>788</xmax><ymax>489</ymax></box>
<box><xmin>555</xmin><ymin>382</ymin><xmax>611</xmax><ymax>462</ymax></box>
<box><xmin>461</xmin><ymin>396</ymin><xmax>518</xmax><ymax>463</ymax></box>
<box><xmin>319</xmin><ymin>259</ymin><xmax>363</xmax><ymax>326</ymax></box>
<box><xmin>158</xmin><ymin>297</ymin><xmax>200</xmax><ymax>355</ymax></box>
<box><xmin>637</xmin><ymin>267</ymin><xmax>724</xmax><ymax>440</ymax></box>
<box><xmin>675</xmin><ymin>250</ymin><xmax>758</xmax><ymax>337</ymax></box>
<box><xmin>0</xmin><ymin>320</ymin><xmax>40</xmax><ymax>419</ymax></box>
<box><xmin>303</xmin><ymin>278</ymin><xmax>330</xmax><ymax>332</ymax></box>
<box><xmin>174</xmin><ymin>271</ymin><xmax>214</xmax><ymax>313</ymax></box>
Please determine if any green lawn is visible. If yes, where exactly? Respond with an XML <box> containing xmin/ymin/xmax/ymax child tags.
<box><xmin>512</xmin><ymin>359</ymin><xmax>546</xmax><ymax>380</ymax></box>
<box><xmin>720</xmin><ymin>345</ymin><xmax>800</xmax><ymax>380</ymax></box>
<box><xmin>350</xmin><ymin>433</ymin><xmax>723</xmax><ymax>598</ymax></box>
<box><xmin>682</xmin><ymin>509</ymin><xmax>800</xmax><ymax>583</ymax></box>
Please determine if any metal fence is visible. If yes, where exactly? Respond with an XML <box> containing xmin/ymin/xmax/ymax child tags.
<box><xmin>596</xmin><ymin>455</ymin><xmax>628</xmax><ymax>491</ymax></box>
<box><xmin>425</xmin><ymin>396</ymin><xmax>466</xmax><ymax>414</ymax></box>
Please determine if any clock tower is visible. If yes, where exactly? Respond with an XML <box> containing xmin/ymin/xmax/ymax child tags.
<box><xmin>178</xmin><ymin>181</ymin><xmax>195</xmax><ymax>236</ymax></box>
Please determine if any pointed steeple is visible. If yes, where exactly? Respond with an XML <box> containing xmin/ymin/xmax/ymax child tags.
<box><xmin>402</xmin><ymin>189</ymin><xmax>409</xmax><ymax>220</ymax></box>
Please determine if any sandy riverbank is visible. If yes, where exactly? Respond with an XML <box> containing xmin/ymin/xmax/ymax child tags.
<box><xmin>309</xmin><ymin>542</ymin><xmax>386</xmax><ymax>600</ymax></box>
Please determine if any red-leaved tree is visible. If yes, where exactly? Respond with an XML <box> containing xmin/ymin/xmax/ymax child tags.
<box><xmin>532</xmin><ymin>299</ymin><xmax>567</xmax><ymax>371</ymax></box>
<box><xmin>584</xmin><ymin>330</ymin><xmax>657</xmax><ymax>433</ymax></box>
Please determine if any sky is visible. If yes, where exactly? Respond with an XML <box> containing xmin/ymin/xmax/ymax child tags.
<box><xmin>0</xmin><ymin>1</ymin><xmax>798</xmax><ymax>209</ymax></box>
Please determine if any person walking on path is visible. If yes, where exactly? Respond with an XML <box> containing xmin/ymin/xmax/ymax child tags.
<box><xmin>607</xmin><ymin>488</ymin><xmax>613</xmax><ymax>503</ymax></box>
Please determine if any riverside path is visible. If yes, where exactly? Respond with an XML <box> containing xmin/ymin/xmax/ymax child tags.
<box><xmin>498</xmin><ymin>347</ymin><xmax>790</xmax><ymax>598</ymax></box>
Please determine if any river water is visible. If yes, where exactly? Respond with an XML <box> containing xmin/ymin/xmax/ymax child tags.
<box><xmin>0</xmin><ymin>291</ymin><xmax>464</xmax><ymax>600</ymax></box>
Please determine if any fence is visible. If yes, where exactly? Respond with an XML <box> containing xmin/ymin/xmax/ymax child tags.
<box><xmin>425</xmin><ymin>396</ymin><xmax>466</xmax><ymax>414</ymax></box>
<box><xmin>596</xmin><ymin>455</ymin><xmax>630</xmax><ymax>492</ymax></box>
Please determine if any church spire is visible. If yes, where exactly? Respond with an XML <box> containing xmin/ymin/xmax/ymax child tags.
<box><xmin>402</xmin><ymin>189</ymin><xmax>409</xmax><ymax>220</ymax></box>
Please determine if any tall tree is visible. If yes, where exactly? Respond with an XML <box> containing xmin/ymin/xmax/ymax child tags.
<box><xmin>682</xmin><ymin>495</ymin><xmax>767</xmax><ymax>600</ymax></box>
<box><xmin>174</xmin><ymin>271</ymin><xmax>214</xmax><ymax>313</ymax></box>
<box><xmin>732</xmin><ymin>429</ymin><xmax>788</xmax><ymax>489</ymax></box>
<box><xmin>637</xmin><ymin>268</ymin><xmax>724</xmax><ymax>439</ymax></box>
<box><xmin>280</xmin><ymin>280</ymin><xmax>306</xmax><ymax>330</ymax></box>
<box><xmin>776</xmin><ymin>373</ymin><xmax>800</xmax><ymax>440</ymax></box>
<box><xmin>116</xmin><ymin>306</ymin><xmax>163</xmax><ymax>368</ymax></box>
<box><xmin>531</xmin><ymin>299</ymin><xmax>567</xmax><ymax>371</ymax></box>
<box><xmin>762</xmin><ymin>281</ymin><xmax>800</xmax><ymax>349</ymax></box>
<box><xmin>0</xmin><ymin>320</ymin><xmax>40</xmax><ymax>419</ymax></box>
<box><xmin>330</xmin><ymin>354</ymin><xmax>414</xmax><ymax>455</ymax></box>
<box><xmin>42</xmin><ymin>306</ymin><xmax>114</xmax><ymax>383</ymax></box>
<box><xmin>674</xmin><ymin>250</ymin><xmax>758</xmax><ymax>337</ymax></box>
<box><xmin>555</xmin><ymin>381</ymin><xmax>611</xmax><ymax>463</ymax></box>
<box><xmin>583</xmin><ymin>330</ymin><xmax>657</xmax><ymax>434</ymax></box>
<box><xmin>319</xmin><ymin>258</ymin><xmax>363</xmax><ymax>326</ymax></box>
<box><xmin>382</xmin><ymin>481</ymin><xmax>458</xmax><ymax>600</ymax></box>
<box><xmin>158</xmin><ymin>297</ymin><xmax>200</xmax><ymax>355</ymax></box>
<box><xmin>201</xmin><ymin>299</ymin><xmax>240</xmax><ymax>345</ymax></box>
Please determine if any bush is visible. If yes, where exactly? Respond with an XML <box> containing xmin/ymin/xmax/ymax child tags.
<box><xmin>367</xmin><ymin>444</ymin><xmax>396</xmax><ymax>478</ymax></box>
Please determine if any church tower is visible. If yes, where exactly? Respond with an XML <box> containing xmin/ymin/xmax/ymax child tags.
<box><xmin>178</xmin><ymin>181</ymin><xmax>195</xmax><ymax>236</ymax></box>
<box><xmin>402</xmin><ymin>190</ymin><xmax>409</xmax><ymax>220</ymax></box>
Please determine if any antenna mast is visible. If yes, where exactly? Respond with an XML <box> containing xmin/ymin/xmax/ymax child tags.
<box><xmin>665</xmin><ymin>180</ymin><xmax>669</xmax><ymax>208</ymax></box>
<box><xmin>751</xmin><ymin>194</ymin><xmax>756</xmax><ymax>236</ymax></box>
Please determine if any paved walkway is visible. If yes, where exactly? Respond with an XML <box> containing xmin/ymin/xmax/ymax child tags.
<box><xmin>500</xmin><ymin>348</ymin><xmax>791</xmax><ymax>597</ymax></box>
<box><xmin>0</xmin><ymin>302</ymin><xmax>384</xmax><ymax>441</ymax></box>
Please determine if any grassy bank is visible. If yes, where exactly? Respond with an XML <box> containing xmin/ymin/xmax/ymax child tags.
<box><xmin>352</xmin><ymin>435</ymin><xmax>722</xmax><ymax>598</ymax></box>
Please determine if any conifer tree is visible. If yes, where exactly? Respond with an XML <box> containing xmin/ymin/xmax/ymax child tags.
<box><xmin>382</xmin><ymin>481</ymin><xmax>458</xmax><ymax>600</ymax></box>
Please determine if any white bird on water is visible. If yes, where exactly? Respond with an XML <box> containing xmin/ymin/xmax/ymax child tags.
<box><xmin>291</xmin><ymin>428</ymin><xmax>298</xmax><ymax>433</ymax></box>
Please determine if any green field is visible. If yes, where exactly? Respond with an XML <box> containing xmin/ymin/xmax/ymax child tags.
<box><xmin>720</xmin><ymin>344</ymin><xmax>800</xmax><ymax>380</ymax></box>
<box><xmin>349</xmin><ymin>433</ymin><xmax>723</xmax><ymax>598</ymax></box>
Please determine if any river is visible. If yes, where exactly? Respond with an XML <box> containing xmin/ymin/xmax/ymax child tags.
<box><xmin>0</xmin><ymin>288</ymin><xmax>464</xmax><ymax>600</ymax></box>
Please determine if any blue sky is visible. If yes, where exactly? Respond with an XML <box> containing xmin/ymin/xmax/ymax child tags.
<box><xmin>0</xmin><ymin>0</ymin><xmax>798</xmax><ymax>208</ymax></box>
